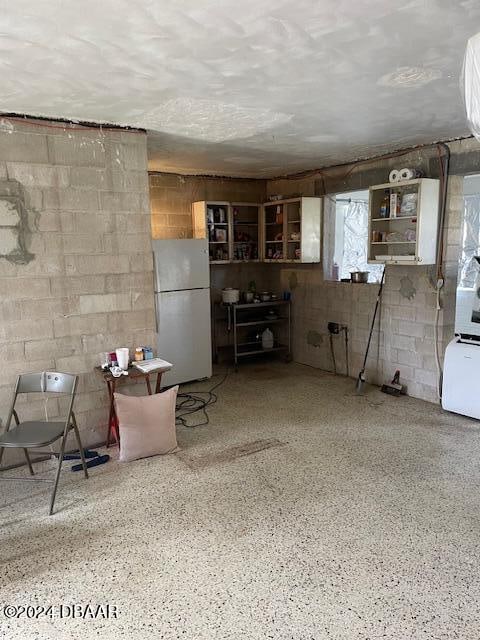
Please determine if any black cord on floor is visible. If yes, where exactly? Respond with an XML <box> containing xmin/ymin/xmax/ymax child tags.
<box><xmin>173</xmin><ymin>370</ymin><xmax>229</xmax><ymax>428</ymax></box>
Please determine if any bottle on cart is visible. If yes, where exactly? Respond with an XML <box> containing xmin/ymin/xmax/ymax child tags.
<box><xmin>262</xmin><ymin>328</ymin><xmax>274</xmax><ymax>350</ymax></box>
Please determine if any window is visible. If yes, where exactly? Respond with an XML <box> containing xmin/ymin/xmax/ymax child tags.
<box><xmin>455</xmin><ymin>175</ymin><xmax>480</xmax><ymax>335</ymax></box>
<box><xmin>323</xmin><ymin>190</ymin><xmax>383</xmax><ymax>283</ymax></box>
<box><xmin>459</xmin><ymin>175</ymin><xmax>480</xmax><ymax>289</ymax></box>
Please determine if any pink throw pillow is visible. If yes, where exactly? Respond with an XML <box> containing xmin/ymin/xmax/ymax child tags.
<box><xmin>114</xmin><ymin>387</ymin><xmax>179</xmax><ymax>463</ymax></box>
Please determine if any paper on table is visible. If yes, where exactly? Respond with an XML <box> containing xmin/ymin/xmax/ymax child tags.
<box><xmin>133</xmin><ymin>358</ymin><xmax>173</xmax><ymax>373</ymax></box>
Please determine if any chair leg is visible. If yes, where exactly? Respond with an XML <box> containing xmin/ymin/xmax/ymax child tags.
<box><xmin>71</xmin><ymin>424</ymin><xmax>89</xmax><ymax>480</ymax></box>
<box><xmin>0</xmin><ymin>446</ymin><xmax>4</xmax><ymax>468</ymax></box>
<box><xmin>23</xmin><ymin>449</ymin><xmax>34</xmax><ymax>476</ymax></box>
<box><xmin>49</xmin><ymin>434</ymin><xmax>68</xmax><ymax>516</ymax></box>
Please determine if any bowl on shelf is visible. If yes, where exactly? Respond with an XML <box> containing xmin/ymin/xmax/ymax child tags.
<box><xmin>350</xmin><ymin>271</ymin><xmax>369</xmax><ymax>284</ymax></box>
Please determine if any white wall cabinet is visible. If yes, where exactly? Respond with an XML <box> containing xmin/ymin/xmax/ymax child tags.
<box><xmin>262</xmin><ymin>197</ymin><xmax>322</xmax><ymax>264</ymax></box>
<box><xmin>367</xmin><ymin>178</ymin><xmax>440</xmax><ymax>266</ymax></box>
<box><xmin>193</xmin><ymin>197</ymin><xmax>321</xmax><ymax>264</ymax></box>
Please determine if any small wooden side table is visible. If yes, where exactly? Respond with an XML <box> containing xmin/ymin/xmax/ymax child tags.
<box><xmin>95</xmin><ymin>365</ymin><xmax>169</xmax><ymax>447</ymax></box>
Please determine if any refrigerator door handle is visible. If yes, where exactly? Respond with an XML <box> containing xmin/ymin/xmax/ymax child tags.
<box><xmin>154</xmin><ymin>295</ymin><xmax>159</xmax><ymax>333</ymax></box>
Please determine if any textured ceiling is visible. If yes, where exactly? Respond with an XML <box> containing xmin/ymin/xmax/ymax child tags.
<box><xmin>0</xmin><ymin>0</ymin><xmax>479</xmax><ymax>177</ymax></box>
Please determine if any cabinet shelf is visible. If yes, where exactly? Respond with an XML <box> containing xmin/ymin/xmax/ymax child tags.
<box><xmin>371</xmin><ymin>217</ymin><xmax>417</xmax><ymax>222</ymax></box>
<box><xmin>237</xmin><ymin>345</ymin><xmax>289</xmax><ymax>357</ymax></box>
<box><xmin>371</xmin><ymin>241</ymin><xmax>415</xmax><ymax>245</ymax></box>
<box><xmin>236</xmin><ymin>317</ymin><xmax>288</xmax><ymax>327</ymax></box>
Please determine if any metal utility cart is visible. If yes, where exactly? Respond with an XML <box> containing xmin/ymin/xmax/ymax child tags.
<box><xmin>213</xmin><ymin>299</ymin><xmax>292</xmax><ymax>370</ymax></box>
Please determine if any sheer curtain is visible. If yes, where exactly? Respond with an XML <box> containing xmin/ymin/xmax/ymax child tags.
<box><xmin>459</xmin><ymin>194</ymin><xmax>480</xmax><ymax>289</ymax></box>
<box><xmin>323</xmin><ymin>194</ymin><xmax>383</xmax><ymax>283</ymax></box>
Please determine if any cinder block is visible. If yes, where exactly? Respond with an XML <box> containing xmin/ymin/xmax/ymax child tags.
<box><xmin>60</xmin><ymin>212</ymin><xmax>114</xmax><ymax>234</ymax></box>
<box><xmin>43</xmin><ymin>188</ymin><xmax>99</xmax><ymax>211</ymax></box>
<box><xmin>129</xmin><ymin>253</ymin><xmax>153</xmax><ymax>273</ymax></box>
<box><xmin>61</xmin><ymin>233</ymin><xmax>104</xmax><ymax>255</ymax></box>
<box><xmin>69</xmin><ymin>166</ymin><xmax>108</xmax><ymax>189</ymax></box>
<box><xmin>107</xmin><ymin>308</ymin><xmax>155</xmax><ymax>333</ymax></box>
<box><xmin>130</xmin><ymin>292</ymin><xmax>155</xmax><ymax>310</ymax></box>
<box><xmin>79</xmin><ymin>293</ymin><xmax>131</xmax><ymax>314</ymax></box>
<box><xmin>390</xmin><ymin>334</ymin><xmax>416</xmax><ymax>351</ymax></box>
<box><xmin>55</xmin><ymin>353</ymin><xmax>99</xmax><ymax>375</ymax></box>
<box><xmin>414</xmin><ymin>368</ymin><xmax>437</xmax><ymax>387</ymax></box>
<box><xmin>80</xmin><ymin>332</ymin><xmax>132</xmax><ymax>355</ymax></box>
<box><xmin>0</xmin><ymin>276</ymin><xmax>50</xmax><ymax>300</ymax></box>
<box><xmin>50</xmin><ymin>275</ymin><xmax>105</xmax><ymax>297</ymax></box>
<box><xmin>24</xmin><ymin>187</ymin><xmax>43</xmax><ymax>211</ymax></box>
<box><xmin>397</xmin><ymin>320</ymin><xmax>425</xmax><ymax>338</ymax></box>
<box><xmin>99</xmin><ymin>191</ymin><xmax>142</xmax><ymax>213</ymax></box>
<box><xmin>0</xmin><ymin>342</ymin><xmax>25</xmax><ymax>361</ymax></box>
<box><xmin>105</xmin><ymin>272</ymin><xmax>154</xmax><ymax>293</ymax></box>
<box><xmin>36</xmin><ymin>211</ymin><xmax>61</xmax><ymax>232</ymax></box>
<box><xmin>110</xmin><ymin>141</ymin><xmax>147</xmax><ymax>171</ymax></box>
<box><xmin>104</xmin><ymin>233</ymin><xmax>151</xmax><ymax>254</ymax></box>
<box><xmin>25</xmin><ymin>336</ymin><xmax>82</xmax><ymax>360</ymax></box>
<box><xmin>65</xmin><ymin>254</ymin><xmax>130</xmax><ymax>275</ymax></box>
<box><xmin>48</xmin><ymin>135</ymin><xmax>106</xmax><ymax>167</ymax></box>
<box><xmin>0</xmin><ymin>318</ymin><xmax>53</xmax><ymax>343</ymax></box>
<box><xmin>13</xmin><ymin>256</ymin><xmax>65</xmax><ymax>277</ymax></box>
<box><xmin>0</xmin><ymin>131</ymin><xmax>49</xmax><ymax>163</ymax></box>
<box><xmin>115</xmin><ymin>213</ymin><xmax>151</xmax><ymax>233</ymax></box>
<box><xmin>6</xmin><ymin>163</ymin><xmax>69</xmax><ymax>188</ymax></box>
<box><xmin>53</xmin><ymin>313</ymin><xmax>108</xmax><ymax>338</ymax></box>
<box><xmin>395</xmin><ymin>349</ymin><xmax>423</xmax><ymax>367</ymax></box>
<box><xmin>111</xmin><ymin>170</ymin><xmax>148</xmax><ymax>192</ymax></box>
<box><xmin>21</xmin><ymin>296</ymin><xmax>79</xmax><ymax>320</ymax></box>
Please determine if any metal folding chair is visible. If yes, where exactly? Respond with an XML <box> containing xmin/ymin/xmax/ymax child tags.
<box><xmin>0</xmin><ymin>371</ymin><xmax>88</xmax><ymax>515</ymax></box>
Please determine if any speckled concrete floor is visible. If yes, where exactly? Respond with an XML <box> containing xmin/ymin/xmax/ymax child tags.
<box><xmin>1</xmin><ymin>362</ymin><xmax>480</xmax><ymax>640</ymax></box>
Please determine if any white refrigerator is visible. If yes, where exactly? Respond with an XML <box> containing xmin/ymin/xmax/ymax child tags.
<box><xmin>152</xmin><ymin>239</ymin><xmax>212</xmax><ymax>387</ymax></box>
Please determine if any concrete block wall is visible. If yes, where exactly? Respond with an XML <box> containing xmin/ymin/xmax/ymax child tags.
<box><xmin>150</xmin><ymin>173</ymin><xmax>266</xmax><ymax>239</ymax></box>
<box><xmin>266</xmin><ymin>141</ymin><xmax>476</xmax><ymax>403</ymax></box>
<box><xmin>0</xmin><ymin>118</ymin><xmax>155</xmax><ymax>465</ymax></box>
<box><xmin>149</xmin><ymin>138</ymin><xmax>475</xmax><ymax>405</ymax></box>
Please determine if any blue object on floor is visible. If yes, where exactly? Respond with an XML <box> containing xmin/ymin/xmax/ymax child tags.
<box><xmin>64</xmin><ymin>449</ymin><xmax>99</xmax><ymax>460</ymax></box>
<box><xmin>71</xmin><ymin>454</ymin><xmax>110</xmax><ymax>472</ymax></box>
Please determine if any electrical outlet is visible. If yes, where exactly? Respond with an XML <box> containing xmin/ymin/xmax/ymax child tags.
<box><xmin>328</xmin><ymin>322</ymin><xmax>340</xmax><ymax>334</ymax></box>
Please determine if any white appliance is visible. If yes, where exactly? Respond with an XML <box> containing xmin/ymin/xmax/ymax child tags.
<box><xmin>152</xmin><ymin>239</ymin><xmax>212</xmax><ymax>386</ymax></box>
<box><xmin>442</xmin><ymin>337</ymin><xmax>480</xmax><ymax>419</ymax></box>
<box><xmin>442</xmin><ymin>256</ymin><xmax>480</xmax><ymax>419</ymax></box>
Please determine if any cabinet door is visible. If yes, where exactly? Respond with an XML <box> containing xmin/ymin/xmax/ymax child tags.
<box><xmin>231</xmin><ymin>203</ymin><xmax>260</xmax><ymax>261</ymax></box>
<box><xmin>285</xmin><ymin>200</ymin><xmax>302</xmax><ymax>261</ymax></box>
<box><xmin>263</xmin><ymin>202</ymin><xmax>285</xmax><ymax>261</ymax></box>
<box><xmin>205</xmin><ymin>201</ymin><xmax>231</xmax><ymax>263</ymax></box>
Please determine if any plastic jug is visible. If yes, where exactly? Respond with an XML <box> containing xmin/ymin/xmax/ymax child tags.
<box><xmin>262</xmin><ymin>328</ymin><xmax>274</xmax><ymax>350</ymax></box>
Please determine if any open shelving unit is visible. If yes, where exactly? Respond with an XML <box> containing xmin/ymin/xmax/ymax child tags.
<box><xmin>367</xmin><ymin>178</ymin><xmax>440</xmax><ymax>265</ymax></box>
<box><xmin>213</xmin><ymin>300</ymin><xmax>291</xmax><ymax>370</ymax></box>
